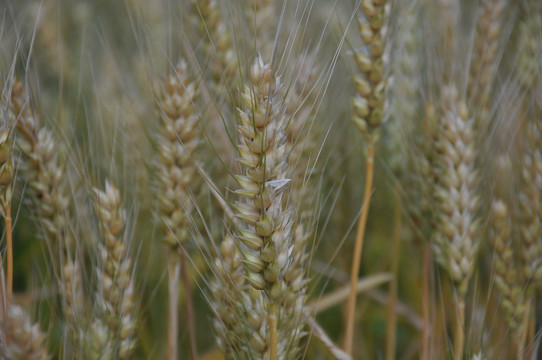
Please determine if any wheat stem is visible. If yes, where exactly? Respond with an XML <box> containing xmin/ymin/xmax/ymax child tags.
<box><xmin>454</xmin><ymin>296</ymin><xmax>465</xmax><ymax>360</ymax></box>
<box><xmin>422</xmin><ymin>246</ymin><xmax>431</xmax><ymax>360</ymax></box>
<box><xmin>518</xmin><ymin>299</ymin><xmax>531</xmax><ymax>359</ymax></box>
<box><xmin>5</xmin><ymin>204</ymin><xmax>12</xmax><ymax>300</ymax></box>
<box><xmin>344</xmin><ymin>143</ymin><xmax>374</xmax><ymax>355</ymax></box>
<box><xmin>386</xmin><ymin>185</ymin><xmax>401</xmax><ymax>360</ymax></box>
<box><xmin>181</xmin><ymin>248</ymin><xmax>198</xmax><ymax>360</ymax></box>
<box><xmin>305</xmin><ymin>315</ymin><xmax>352</xmax><ymax>360</ymax></box>
<box><xmin>269</xmin><ymin>301</ymin><xmax>278</xmax><ymax>360</ymax></box>
<box><xmin>307</xmin><ymin>273</ymin><xmax>392</xmax><ymax>314</ymax></box>
<box><xmin>0</xmin><ymin>129</ymin><xmax>13</xmax><ymax>302</ymax></box>
<box><xmin>167</xmin><ymin>258</ymin><xmax>180</xmax><ymax>360</ymax></box>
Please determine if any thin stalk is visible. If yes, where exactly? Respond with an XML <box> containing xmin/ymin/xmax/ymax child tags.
<box><xmin>421</xmin><ymin>246</ymin><xmax>431</xmax><ymax>360</ymax></box>
<box><xmin>518</xmin><ymin>298</ymin><xmax>532</xmax><ymax>360</ymax></box>
<box><xmin>344</xmin><ymin>144</ymin><xmax>375</xmax><ymax>355</ymax></box>
<box><xmin>305</xmin><ymin>315</ymin><xmax>352</xmax><ymax>360</ymax></box>
<box><xmin>454</xmin><ymin>296</ymin><xmax>465</xmax><ymax>360</ymax></box>
<box><xmin>6</xmin><ymin>204</ymin><xmax>12</xmax><ymax>300</ymax></box>
<box><xmin>307</xmin><ymin>273</ymin><xmax>393</xmax><ymax>314</ymax></box>
<box><xmin>269</xmin><ymin>301</ymin><xmax>278</xmax><ymax>360</ymax></box>
<box><xmin>181</xmin><ymin>248</ymin><xmax>198</xmax><ymax>360</ymax></box>
<box><xmin>385</xmin><ymin>185</ymin><xmax>401</xmax><ymax>360</ymax></box>
<box><xmin>516</xmin><ymin>334</ymin><xmax>525</xmax><ymax>360</ymax></box>
<box><xmin>528</xmin><ymin>300</ymin><xmax>535</xmax><ymax>356</ymax></box>
<box><xmin>167</xmin><ymin>258</ymin><xmax>180</xmax><ymax>360</ymax></box>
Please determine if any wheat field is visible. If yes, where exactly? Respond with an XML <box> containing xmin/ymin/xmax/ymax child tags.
<box><xmin>0</xmin><ymin>0</ymin><xmax>541</xmax><ymax>359</ymax></box>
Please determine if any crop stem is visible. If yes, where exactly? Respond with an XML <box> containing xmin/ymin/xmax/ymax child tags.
<box><xmin>422</xmin><ymin>246</ymin><xmax>432</xmax><ymax>360</ymax></box>
<box><xmin>386</xmin><ymin>185</ymin><xmax>401</xmax><ymax>360</ymax></box>
<box><xmin>181</xmin><ymin>248</ymin><xmax>198</xmax><ymax>360</ymax></box>
<box><xmin>344</xmin><ymin>143</ymin><xmax>375</xmax><ymax>355</ymax></box>
<box><xmin>6</xmin><ymin>204</ymin><xmax>12</xmax><ymax>301</ymax></box>
<box><xmin>167</xmin><ymin>258</ymin><xmax>180</xmax><ymax>360</ymax></box>
<box><xmin>454</xmin><ymin>296</ymin><xmax>465</xmax><ymax>360</ymax></box>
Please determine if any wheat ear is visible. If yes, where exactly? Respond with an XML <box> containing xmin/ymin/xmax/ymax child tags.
<box><xmin>193</xmin><ymin>0</ymin><xmax>238</xmax><ymax>90</ymax></box>
<box><xmin>0</xmin><ymin>303</ymin><xmax>50</xmax><ymax>359</ymax></box>
<box><xmin>232</xmin><ymin>58</ymin><xmax>296</xmax><ymax>359</ymax></box>
<box><xmin>490</xmin><ymin>199</ymin><xmax>528</xmax><ymax>358</ymax></box>
<box><xmin>514</xmin><ymin>5</ymin><xmax>542</xmax><ymax>352</ymax></box>
<box><xmin>90</xmin><ymin>182</ymin><xmax>137</xmax><ymax>359</ymax></box>
<box><xmin>432</xmin><ymin>85</ymin><xmax>480</xmax><ymax>360</ymax></box>
<box><xmin>281</xmin><ymin>53</ymin><xmax>318</xmax><ymax>327</ymax></box>
<box><xmin>517</xmin><ymin>4</ymin><xmax>542</xmax><ymax>291</ymax></box>
<box><xmin>467</xmin><ymin>0</ymin><xmax>505</xmax><ymax>123</ymax></box>
<box><xmin>10</xmin><ymin>79</ymin><xmax>85</xmax><ymax>345</ymax></box>
<box><xmin>156</xmin><ymin>60</ymin><xmax>201</xmax><ymax>360</ymax></box>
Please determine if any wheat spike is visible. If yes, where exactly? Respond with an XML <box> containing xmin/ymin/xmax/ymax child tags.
<box><xmin>433</xmin><ymin>85</ymin><xmax>480</xmax><ymax>296</ymax></box>
<box><xmin>193</xmin><ymin>0</ymin><xmax>238</xmax><ymax>87</ymax></box>
<box><xmin>156</xmin><ymin>60</ymin><xmax>200</xmax><ymax>249</ymax></box>
<box><xmin>352</xmin><ymin>0</ymin><xmax>390</xmax><ymax>137</ymax></box>
<box><xmin>9</xmin><ymin>79</ymin><xmax>85</xmax><ymax>344</ymax></box>
<box><xmin>0</xmin><ymin>303</ymin><xmax>50</xmax><ymax>360</ymax></box>
<box><xmin>91</xmin><ymin>182</ymin><xmax>137</xmax><ymax>359</ymax></box>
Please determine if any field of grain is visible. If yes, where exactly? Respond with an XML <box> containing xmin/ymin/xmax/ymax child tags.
<box><xmin>0</xmin><ymin>0</ymin><xmax>541</xmax><ymax>359</ymax></box>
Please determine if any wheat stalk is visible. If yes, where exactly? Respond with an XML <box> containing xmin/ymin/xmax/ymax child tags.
<box><xmin>0</xmin><ymin>127</ymin><xmax>14</xmax><ymax>301</ymax></box>
<box><xmin>345</xmin><ymin>0</ymin><xmax>391</xmax><ymax>354</ymax></box>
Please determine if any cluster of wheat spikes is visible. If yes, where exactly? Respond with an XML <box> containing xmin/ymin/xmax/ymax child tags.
<box><xmin>1</xmin><ymin>0</ymin><xmax>542</xmax><ymax>359</ymax></box>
